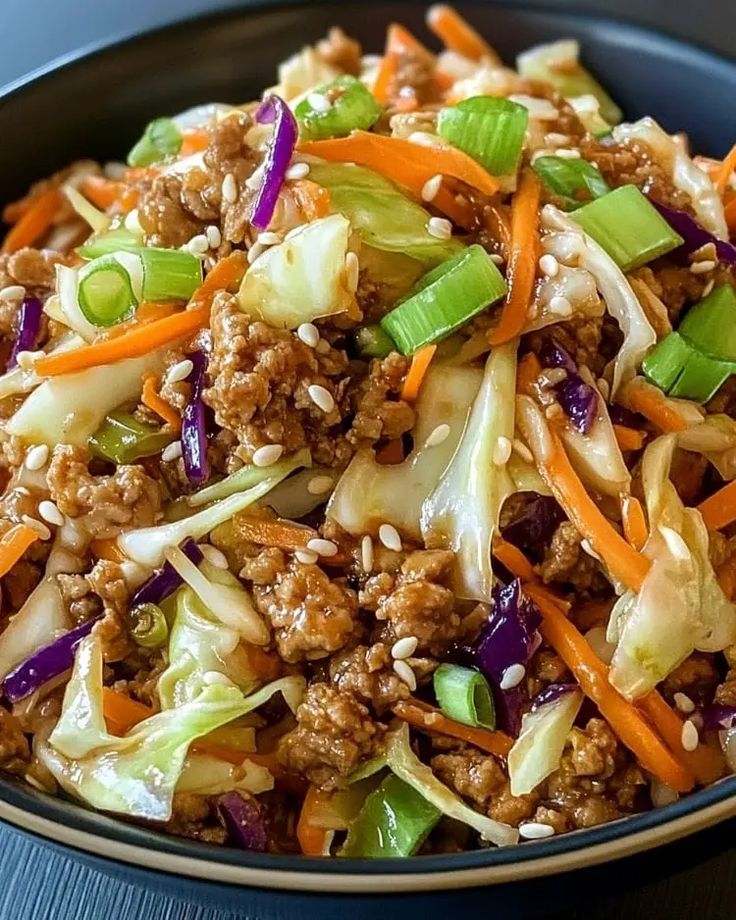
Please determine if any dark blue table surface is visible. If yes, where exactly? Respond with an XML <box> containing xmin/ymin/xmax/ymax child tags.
<box><xmin>1</xmin><ymin>1</ymin><xmax>735</xmax><ymax>917</ymax></box>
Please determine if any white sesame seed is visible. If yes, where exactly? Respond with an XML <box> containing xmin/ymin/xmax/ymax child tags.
<box><xmin>681</xmin><ymin>719</ymin><xmax>699</xmax><ymax>752</ymax></box>
<box><xmin>539</xmin><ymin>254</ymin><xmax>559</xmax><ymax>278</ymax></box>
<box><xmin>297</xmin><ymin>323</ymin><xmax>320</xmax><ymax>348</ymax></box>
<box><xmin>166</xmin><ymin>358</ymin><xmax>194</xmax><ymax>384</ymax></box>
<box><xmin>427</xmin><ymin>216</ymin><xmax>453</xmax><ymax>240</ymax></box>
<box><xmin>295</xmin><ymin>549</ymin><xmax>319</xmax><ymax>565</ymax></box>
<box><xmin>519</xmin><ymin>822</ymin><xmax>555</xmax><ymax>840</ymax></box>
<box><xmin>104</xmin><ymin>160</ymin><xmax>127</xmax><ymax>180</ymax></box>
<box><xmin>0</xmin><ymin>284</ymin><xmax>26</xmax><ymax>301</ymax></box>
<box><xmin>345</xmin><ymin>252</ymin><xmax>360</xmax><ymax>294</ymax></box>
<box><xmin>21</xmin><ymin>515</ymin><xmax>51</xmax><ymax>541</ymax></box>
<box><xmin>393</xmin><ymin>659</ymin><xmax>417</xmax><ymax>691</ymax></box>
<box><xmin>25</xmin><ymin>444</ymin><xmax>49</xmax><ymax>471</ymax></box>
<box><xmin>307</xmin><ymin>475</ymin><xmax>334</xmax><ymax>496</ymax></box>
<box><xmin>421</xmin><ymin>174</ymin><xmax>443</xmax><ymax>202</ymax></box>
<box><xmin>38</xmin><ymin>500</ymin><xmax>64</xmax><ymax>527</ymax></box>
<box><xmin>674</xmin><ymin>692</ymin><xmax>696</xmax><ymax>715</ymax></box>
<box><xmin>257</xmin><ymin>231</ymin><xmax>281</xmax><ymax>246</ymax></box>
<box><xmin>247</xmin><ymin>241</ymin><xmax>267</xmax><ymax>264</ymax></box>
<box><xmin>690</xmin><ymin>260</ymin><xmax>716</xmax><ymax>275</ymax></box>
<box><xmin>549</xmin><ymin>294</ymin><xmax>573</xmax><ymax>317</ymax></box>
<box><xmin>245</xmin><ymin>164</ymin><xmax>265</xmax><ymax>191</ymax></box>
<box><xmin>424</xmin><ymin>423</ymin><xmax>451</xmax><ymax>448</ymax></box>
<box><xmin>221</xmin><ymin>173</ymin><xmax>238</xmax><ymax>204</ymax></box>
<box><xmin>500</xmin><ymin>663</ymin><xmax>526</xmax><ymax>690</ymax></box>
<box><xmin>308</xmin><ymin>384</ymin><xmax>336</xmax><ymax>414</ymax></box>
<box><xmin>378</xmin><ymin>523</ymin><xmax>402</xmax><ymax>552</ymax></box>
<box><xmin>490</xmin><ymin>253</ymin><xmax>504</xmax><ymax>265</ymax></box>
<box><xmin>554</xmin><ymin>148</ymin><xmax>581</xmax><ymax>159</ymax></box>
<box><xmin>286</xmin><ymin>161</ymin><xmax>311</xmax><ymax>180</ymax></box>
<box><xmin>307</xmin><ymin>93</ymin><xmax>332</xmax><ymax>114</ymax></box>
<box><xmin>185</xmin><ymin>234</ymin><xmax>209</xmax><ymax>256</ymax></box>
<box><xmin>205</xmin><ymin>225</ymin><xmax>222</xmax><ymax>249</ymax></box>
<box><xmin>391</xmin><ymin>636</ymin><xmax>418</xmax><ymax>660</ymax></box>
<box><xmin>650</xmin><ymin>779</ymin><xmax>679</xmax><ymax>808</ymax></box>
<box><xmin>200</xmin><ymin>544</ymin><xmax>229</xmax><ymax>569</ymax></box>
<box><xmin>162</xmin><ymin>440</ymin><xmax>183</xmax><ymax>462</ymax></box>
<box><xmin>545</xmin><ymin>132</ymin><xmax>570</xmax><ymax>146</ymax></box>
<box><xmin>360</xmin><ymin>534</ymin><xmax>374</xmax><ymax>572</ymax></box>
<box><xmin>512</xmin><ymin>439</ymin><xmax>534</xmax><ymax>463</ymax></box>
<box><xmin>124</xmin><ymin>209</ymin><xmax>143</xmax><ymax>234</ymax></box>
<box><xmin>252</xmin><ymin>444</ymin><xmax>284</xmax><ymax>467</ymax></box>
<box><xmin>306</xmin><ymin>537</ymin><xmax>339</xmax><ymax>558</ymax></box>
<box><xmin>16</xmin><ymin>350</ymin><xmax>43</xmax><ymax>370</ymax></box>
<box><xmin>493</xmin><ymin>435</ymin><xmax>512</xmax><ymax>466</ymax></box>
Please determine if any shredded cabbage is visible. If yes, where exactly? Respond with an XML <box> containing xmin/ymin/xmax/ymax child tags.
<box><xmin>176</xmin><ymin>753</ymin><xmax>274</xmax><ymax>796</ymax></box>
<box><xmin>561</xmin><ymin>386</ymin><xmax>631</xmax><ymax>497</ymax></box>
<box><xmin>0</xmin><ymin>578</ymin><xmax>70</xmax><ymax>682</ymax></box>
<box><xmin>678</xmin><ymin>414</ymin><xmax>736</xmax><ymax>481</ymax></box>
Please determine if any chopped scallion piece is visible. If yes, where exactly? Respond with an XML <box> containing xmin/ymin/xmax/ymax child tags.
<box><xmin>380</xmin><ymin>244</ymin><xmax>506</xmax><ymax>354</ymax></box>
<box><xmin>77</xmin><ymin>227</ymin><xmax>143</xmax><ymax>259</ymax></box>
<box><xmin>140</xmin><ymin>248</ymin><xmax>203</xmax><ymax>302</ymax></box>
<box><xmin>295</xmin><ymin>75</ymin><xmax>382</xmax><ymax>141</ymax></box>
<box><xmin>354</xmin><ymin>324</ymin><xmax>396</xmax><ymax>358</ymax></box>
<box><xmin>572</xmin><ymin>185</ymin><xmax>684</xmax><ymax>271</ymax></box>
<box><xmin>433</xmin><ymin>663</ymin><xmax>496</xmax><ymax>729</ymax></box>
<box><xmin>437</xmin><ymin>96</ymin><xmax>528</xmax><ymax>176</ymax></box>
<box><xmin>89</xmin><ymin>409</ymin><xmax>175</xmax><ymax>464</ymax></box>
<box><xmin>127</xmin><ymin>117</ymin><xmax>182</xmax><ymax>168</ymax></box>
<box><xmin>678</xmin><ymin>284</ymin><xmax>736</xmax><ymax>360</ymax></box>
<box><xmin>78</xmin><ymin>255</ymin><xmax>138</xmax><ymax>326</ymax></box>
<box><xmin>532</xmin><ymin>156</ymin><xmax>609</xmax><ymax>209</ymax></box>
<box><xmin>128</xmin><ymin>602</ymin><xmax>169</xmax><ymax>648</ymax></box>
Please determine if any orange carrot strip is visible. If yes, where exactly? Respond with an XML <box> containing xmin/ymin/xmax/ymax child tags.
<box><xmin>626</xmin><ymin>383</ymin><xmax>688</xmax><ymax>433</ymax></box>
<box><xmin>141</xmin><ymin>374</ymin><xmax>182</xmax><ymax>431</ymax></box>
<box><xmin>393</xmin><ymin>698</ymin><xmax>513</xmax><ymax>757</ymax></box>
<box><xmin>290</xmin><ymin>179</ymin><xmax>331</xmax><ymax>221</ymax></box>
<box><xmin>725</xmin><ymin>194</ymin><xmax>736</xmax><ymax>235</ymax></box>
<box><xmin>714</xmin><ymin>143</ymin><xmax>736</xmax><ymax>196</ymax></box>
<box><xmin>1</xmin><ymin>188</ymin><xmax>61</xmax><ymax>254</ymax></box>
<box><xmin>102</xmin><ymin>688</ymin><xmax>153</xmax><ymax>735</ymax></box>
<box><xmin>401</xmin><ymin>344</ymin><xmax>437</xmax><ymax>401</ymax></box>
<box><xmin>0</xmin><ymin>524</ymin><xmax>40</xmax><ymax>578</ymax></box>
<box><xmin>621</xmin><ymin>495</ymin><xmax>649</xmax><ymax>551</ymax></box>
<box><xmin>492</xmin><ymin>538</ymin><xmax>570</xmax><ymax>613</ymax></box>
<box><xmin>373</xmin><ymin>23</ymin><xmax>437</xmax><ymax>104</ymax></box>
<box><xmin>697</xmin><ymin>479</ymin><xmax>736</xmax><ymax>531</ymax></box>
<box><xmin>80</xmin><ymin>176</ymin><xmax>138</xmax><ymax>213</ymax></box>
<box><xmin>230</xmin><ymin>516</ymin><xmax>318</xmax><ymax>551</ymax></box>
<box><xmin>525</xmin><ymin>583</ymin><xmax>694</xmax><ymax>793</ymax></box>
<box><xmin>91</xmin><ymin>538</ymin><xmax>128</xmax><ymax>563</ymax></box>
<box><xmin>297</xmin><ymin>786</ymin><xmax>334</xmax><ymax>856</ymax></box>
<box><xmin>488</xmin><ymin>170</ymin><xmax>541</xmax><ymax>345</ymax></box>
<box><xmin>613</xmin><ymin>424</ymin><xmax>646</xmax><ymax>452</ymax></box>
<box><xmin>179</xmin><ymin>128</ymin><xmax>210</xmax><ymax>157</ymax></box>
<box><xmin>517</xmin><ymin>351</ymin><xmax>542</xmax><ymax>395</ymax></box>
<box><xmin>426</xmin><ymin>4</ymin><xmax>501</xmax><ymax>64</ymax></box>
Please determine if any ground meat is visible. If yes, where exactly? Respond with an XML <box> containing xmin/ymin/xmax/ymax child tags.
<box><xmin>211</xmin><ymin>511</ymin><xmax>288</xmax><ymax>580</ymax></box>
<box><xmin>385</xmin><ymin>46</ymin><xmax>439</xmax><ymax>107</ymax></box>
<box><xmin>431</xmin><ymin>746</ymin><xmax>506</xmax><ymax>810</ymax></box>
<box><xmin>0</xmin><ymin>398</ymin><xmax>26</xmax><ymax>471</ymax></box>
<box><xmin>528</xmin><ymin>647</ymin><xmax>570</xmax><ymax>698</ymax></box>
<box><xmin>669</xmin><ymin>448</ymin><xmax>708</xmax><ymax>506</ymax></box>
<box><xmin>111</xmin><ymin>647</ymin><xmax>167</xmax><ymax>709</ymax></box>
<box><xmin>204</xmin><ymin>294</ymin><xmax>352</xmax><ymax>466</ymax></box>
<box><xmin>165</xmin><ymin>793</ymin><xmax>227</xmax><ymax>845</ymax></box>
<box><xmin>539</xmin><ymin>521</ymin><xmax>601</xmax><ymax>591</ymax></box>
<box><xmin>661</xmin><ymin>653</ymin><xmax>719</xmax><ymax>706</ymax></box>
<box><xmin>316</xmin><ymin>27</ymin><xmax>362</xmax><ymax>75</ymax></box>
<box><xmin>347</xmin><ymin>354</ymin><xmax>414</xmax><ymax>446</ymax></box>
<box><xmin>47</xmin><ymin>445</ymin><xmax>161</xmax><ymax>539</ymax></box>
<box><xmin>0</xmin><ymin>248</ymin><xmax>68</xmax><ymax>294</ymax></box>
<box><xmin>253</xmin><ymin>560</ymin><xmax>360</xmax><ymax>663</ymax></box>
<box><xmin>58</xmin><ymin>560</ymin><xmax>132</xmax><ymax>661</ymax></box>
<box><xmin>277</xmin><ymin>683</ymin><xmax>384</xmax><ymax>789</ymax></box>
<box><xmin>329</xmin><ymin>642</ymin><xmax>409</xmax><ymax>713</ymax></box>
<box><xmin>630</xmin><ymin>264</ymin><xmax>708</xmax><ymax>325</ymax></box>
<box><xmin>0</xmin><ymin>706</ymin><xmax>30</xmax><ymax>775</ymax></box>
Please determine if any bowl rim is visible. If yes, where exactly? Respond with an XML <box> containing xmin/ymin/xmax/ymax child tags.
<box><xmin>1</xmin><ymin>0</ymin><xmax>736</xmax><ymax>893</ymax></box>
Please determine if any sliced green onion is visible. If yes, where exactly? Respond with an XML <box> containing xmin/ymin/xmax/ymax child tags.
<box><xmin>354</xmin><ymin>324</ymin><xmax>395</xmax><ymax>358</ymax></box>
<box><xmin>89</xmin><ymin>409</ymin><xmax>175</xmax><ymax>464</ymax></box>
<box><xmin>78</xmin><ymin>255</ymin><xmax>138</xmax><ymax>327</ymax></box>
<box><xmin>532</xmin><ymin>156</ymin><xmax>609</xmax><ymax>209</ymax></box>
<box><xmin>127</xmin><ymin>117</ymin><xmax>182</xmax><ymax>168</ymax></box>
<box><xmin>380</xmin><ymin>244</ymin><xmax>506</xmax><ymax>354</ymax></box>
<box><xmin>433</xmin><ymin>663</ymin><xmax>496</xmax><ymax>729</ymax></box>
<box><xmin>140</xmin><ymin>248</ymin><xmax>202</xmax><ymax>301</ymax></box>
<box><xmin>678</xmin><ymin>285</ymin><xmax>736</xmax><ymax>360</ymax></box>
<box><xmin>572</xmin><ymin>185</ymin><xmax>684</xmax><ymax>271</ymax></box>
<box><xmin>77</xmin><ymin>227</ymin><xmax>143</xmax><ymax>259</ymax></box>
<box><xmin>437</xmin><ymin>96</ymin><xmax>528</xmax><ymax>176</ymax></box>
<box><xmin>295</xmin><ymin>75</ymin><xmax>382</xmax><ymax>141</ymax></box>
<box><xmin>340</xmin><ymin>774</ymin><xmax>440</xmax><ymax>857</ymax></box>
<box><xmin>128</xmin><ymin>602</ymin><xmax>169</xmax><ymax>648</ymax></box>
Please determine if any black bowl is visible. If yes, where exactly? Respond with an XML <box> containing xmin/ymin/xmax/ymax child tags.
<box><xmin>1</xmin><ymin>0</ymin><xmax>735</xmax><ymax>904</ymax></box>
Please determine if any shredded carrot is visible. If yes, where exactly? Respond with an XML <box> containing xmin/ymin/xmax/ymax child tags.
<box><xmin>91</xmin><ymin>538</ymin><xmax>128</xmax><ymax>563</ymax></box>
<box><xmin>613</xmin><ymin>423</ymin><xmax>646</xmax><ymax>452</ymax></box>
<box><xmin>713</xmin><ymin>143</ymin><xmax>736</xmax><ymax>196</ymax></box>
<box><xmin>102</xmin><ymin>688</ymin><xmax>152</xmax><ymax>735</ymax></box>
<box><xmin>426</xmin><ymin>4</ymin><xmax>501</xmax><ymax>64</ymax></box>
<box><xmin>290</xmin><ymin>179</ymin><xmax>331</xmax><ymax>221</ymax></box>
<box><xmin>1</xmin><ymin>188</ymin><xmax>61</xmax><ymax>254</ymax></box>
<box><xmin>229</xmin><ymin>516</ymin><xmax>318</xmax><ymax>551</ymax></box>
<box><xmin>621</xmin><ymin>495</ymin><xmax>649</xmax><ymax>551</ymax></box>
<box><xmin>516</xmin><ymin>351</ymin><xmax>542</xmax><ymax>395</ymax></box>
<box><xmin>488</xmin><ymin>170</ymin><xmax>541</xmax><ymax>346</ymax></box>
<box><xmin>725</xmin><ymin>194</ymin><xmax>736</xmax><ymax>236</ymax></box>
<box><xmin>375</xmin><ymin>438</ymin><xmax>405</xmax><ymax>465</ymax></box>
<box><xmin>80</xmin><ymin>176</ymin><xmax>137</xmax><ymax>213</ymax></box>
<box><xmin>492</xmin><ymin>537</ymin><xmax>537</xmax><ymax>583</ymax></box>
<box><xmin>373</xmin><ymin>23</ymin><xmax>437</xmax><ymax>104</ymax></box>
<box><xmin>0</xmin><ymin>524</ymin><xmax>40</xmax><ymax>578</ymax></box>
<box><xmin>98</xmin><ymin>302</ymin><xmax>180</xmax><ymax>343</ymax></box>
<box><xmin>393</xmin><ymin>698</ymin><xmax>513</xmax><ymax>757</ymax></box>
<box><xmin>697</xmin><ymin>479</ymin><xmax>736</xmax><ymax>531</ymax></box>
<box><xmin>401</xmin><ymin>344</ymin><xmax>437</xmax><ymax>401</ymax></box>
<box><xmin>626</xmin><ymin>382</ymin><xmax>688</xmax><ymax>433</ymax></box>
<box><xmin>297</xmin><ymin>786</ymin><xmax>334</xmax><ymax>855</ymax></box>
<box><xmin>179</xmin><ymin>128</ymin><xmax>210</xmax><ymax>157</ymax></box>
<box><xmin>141</xmin><ymin>375</ymin><xmax>182</xmax><ymax>431</ymax></box>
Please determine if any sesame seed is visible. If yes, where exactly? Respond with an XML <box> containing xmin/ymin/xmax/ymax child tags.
<box><xmin>104</xmin><ymin>161</ymin><xmax>127</xmax><ymax>179</ymax></box>
<box><xmin>421</xmin><ymin>174</ymin><xmax>443</xmax><ymax>202</ymax></box>
<box><xmin>650</xmin><ymin>780</ymin><xmax>679</xmax><ymax>808</ymax></box>
<box><xmin>512</xmin><ymin>439</ymin><xmax>534</xmax><ymax>463</ymax></box>
<box><xmin>124</xmin><ymin>209</ymin><xmax>142</xmax><ymax>234</ymax></box>
<box><xmin>257</xmin><ymin>231</ymin><xmax>281</xmax><ymax>246</ymax></box>
<box><xmin>392</xmin><ymin>636</ymin><xmax>418</xmax><ymax>660</ymax></box>
<box><xmin>297</xmin><ymin>323</ymin><xmax>320</xmax><ymax>348</ymax></box>
<box><xmin>493</xmin><ymin>435</ymin><xmax>512</xmax><ymax>466</ymax></box>
<box><xmin>674</xmin><ymin>692</ymin><xmax>696</xmax><ymax>715</ymax></box>
<box><xmin>307</xmin><ymin>475</ymin><xmax>334</xmax><ymax>496</ymax></box>
<box><xmin>245</xmin><ymin>164</ymin><xmax>265</xmax><ymax>191</ymax></box>
<box><xmin>185</xmin><ymin>234</ymin><xmax>209</xmax><ymax>256</ymax></box>
<box><xmin>427</xmin><ymin>216</ymin><xmax>453</xmax><ymax>240</ymax></box>
<box><xmin>247</xmin><ymin>241</ymin><xmax>267</xmax><ymax>264</ymax></box>
<box><xmin>200</xmin><ymin>544</ymin><xmax>229</xmax><ymax>569</ymax></box>
<box><xmin>286</xmin><ymin>161</ymin><xmax>311</xmax><ymax>180</ymax></box>
<box><xmin>519</xmin><ymin>822</ymin><xmax>555</xmax><ymax>840</ymax></box>
<box><xmin>345</xmin><ymin>252</ymin><xmax>360</xmax><ymax>294</ymax></box>
<box><xmin>307</xmin><ymin>93</ymin><xmax>332</xmax><ymax>114</ymax></box>
<box><xmin>0</xmin><ymin>285</ymin><xmax>25</xmax><ymax>301</ymax></box>
<box><xmin>221</xmin><ymin>173</ymin><xmax>238</xmax><ymax>204</ymax></box>
<box><xmin>378</xmin><ymin>523</ymin><xmax>402</xmax><ymax>552</ymax></box>
<box><xmin>25</xmin><ymin>444</ymin><xmax>49</xmax><ymax>471</ymax></box>
<box><xmin>38</xmin><ymin>500</ymin><xmax>64</xmax><ymax>527</ymax></box>
<box><xmin>681</xmin><ymin>719</ymin><xmax>699</xmax><ymax>752</ymax></box>
<box><xmin>549</xmin><ymin>295</ymin><xmax>573</xmax><ymax>317</ymax></box>
<box><xmin>554</xmin><ymin>148</ymin><xmax>581</xmax><ymax>159</ymax></box>
<box><xmin>252</xmin><ymin>444</ymin><xmax>284</xmax><ymax>467</ymax></box>
<box><xmin>308</xmin><ymin>384</ymin><xmax>336</xmax><ymax>414</ymax></box>
<box><xmin>490</xmin><ymin>253</ymin><xmax>505</xmax><ymax>265</ymax></box>
<box><xmin>167</xmin><ymin>358</ymin><xmax>194</xmax><ymax>384</ymax></box>
<box><xmin>16</xmin><ymin>350</ymin><xmax>43</xmax><ymax>370</ymax></box>
<box><xmin>162</xmin><ymin>441</ymin><xmax>183</xmax><ymax>462</ymax></box>
<box><xmin>295</xmin><ymin>549</ymin><xmax>319</xmax><ymax>565</ymax></box>
<box><xmin>690</xmin><ymin>260</ymin><xmax>716</xmax><ymax>274</ymax></box>
<box><xmin>360</xmin><ymin>534</ymin><xmax>374</xmax><ymax>572</ymax></box>
<box><xmin>21</xmin><ymin>515</ymin><xmax>51</xmax><ymax>541</ymax></box>
<box><xmin>306</xmin><ymin>537</ymin><xmax>339</xmax><ymax>558</ymax></box>
<box><xmin>393</xmin><ymin>659</ymin><xmax>417</xmax><ymax>691</ymax></box>
<box><xmin>205</xmin><ymin>225</ymin><xmax>222</xmax><ymax>249</ymax></box>
<box><xmin>500</xmin><ymin>663</ymin><xmax>525</xmax><ymax>690</ymax></box>
<box><xmin>539</xmin><ymin>254</ymin><xmax>559</xmax><ymax>278</ymax></box>
<box><xmin>424</xmin><ymin>423</ymin><xmax>451</xmax><ymax>448</ymax></box>
<box><xmin>545</xmin><ymin>132</ymin><xmax>570</xmax><ymax>146</ymax></box>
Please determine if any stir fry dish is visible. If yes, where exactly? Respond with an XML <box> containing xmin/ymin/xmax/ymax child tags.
<box><xmin>1</xmin><ymin>5</ymin><xmax>736</xmax><ymax>858</ymax></box>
